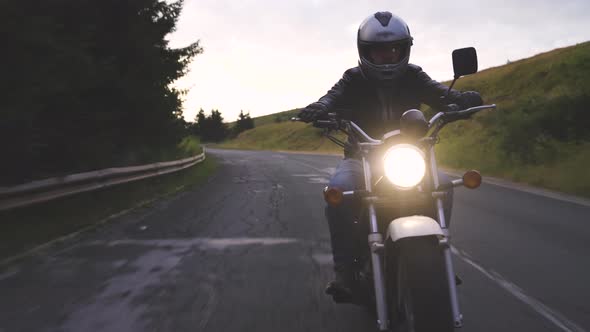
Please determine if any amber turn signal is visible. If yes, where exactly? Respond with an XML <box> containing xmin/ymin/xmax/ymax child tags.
<box><xmin>323</xmin><ymin>186</ymin><xmax>344</xmax><ymax>206</ymax></box>
<box><xmin>462</xmin><ymin>170</ymin><xmax>482</xmax><ymax>189</ymax></box>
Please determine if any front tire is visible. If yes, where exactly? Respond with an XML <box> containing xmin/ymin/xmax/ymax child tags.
<box><xmin>387</xmin><ymin>236</ymin><xmax>454</xmax><ymax>332</ymax></box>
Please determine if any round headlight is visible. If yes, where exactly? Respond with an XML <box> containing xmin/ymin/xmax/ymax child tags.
<box><xmin>383</xmin><ymin>144</ymin><xmax>426</xmax><ymax>189</ymax></box>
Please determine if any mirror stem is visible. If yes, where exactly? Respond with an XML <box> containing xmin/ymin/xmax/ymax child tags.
<box><xmin>445</xmin><ymin>74</ymin><xmax>459</xmax><ymax>98</ymax></box>
<box><xmin>441</xmin><ymin>75</ymin><xmax>460</xmax><ymax>104</ymax></box>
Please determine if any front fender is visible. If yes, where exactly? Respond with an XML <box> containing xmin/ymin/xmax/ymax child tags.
<box><xmin>386</xmin><ymin>215</ymin><xmax>444</xmax><ymax>242</ymax></box>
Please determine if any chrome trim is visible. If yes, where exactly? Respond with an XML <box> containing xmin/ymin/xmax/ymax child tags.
<box><xmin>371</xmin><ymin>242</ymin><xmax>385</xmax><ymax>252</ymax></box>
<box><xmin>428</xmin><ymin>112</ymin><xmax>445</xmax><ymax>126</ymax></box>
<box><xmin>350</xmin><ymin>121</ymin><xmax>382</xmax><ymax>144</ymax></box>
<box><xmin>369</xmin><ymin>232</ymin><xmax>389</xmax><ymax>331</ymax></box>
<box><xmin>362</xmin><ymin>157</ymin><xmax>373</xmax><ymax>194</ymax></box>
<box><xmin>464</xmin><ymin>104</ymin><xmax>496</xmax><ymax>112</ymax></box>
<box><xmin>363</xmin><ymin>156</ymin><xmax>389</xmax><ymax>331</ymax></box>
<box><xmin>428</xmin><ymin>104</ymin><xmax>496</xmax><ymax>128</ymax></box>
<box><xmin>432</xmin><ymin>191</ymin><xmax>448</xmax><ymax>199</ymax></box>
<box><xmin>452</xmin><ymin>179</ymin><xmax>464</xmax><ymax>187</ymax></box>
<box><xmin>358</xmin><ymin>142</ymin><xmax>384</xmax><ymax>147</ymax></box>
<box><xmin>430</xmin><ymin>148</ymin><xmax>463</xmax><ymax>327</ymax></box>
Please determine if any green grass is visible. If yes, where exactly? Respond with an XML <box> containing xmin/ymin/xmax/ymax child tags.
<box><xmin>221</xmin><ymin>42</ymin><xmax>590</xmax><ymax>197</ymax></box>
<box><xmin>221</xmin><ymin>121</ymin><xmax>343</xmax><ymax>154</ymax></box>
<box><xmin>252</xmin><ymin>109</ymin><xmax>301</xmax><ymax>127</ymax></box>
<box><xmin>0</xmin><ymin>142</ymin><xmax>216</xmax><ymax>262</ymax></box>
<box><xmin>132</xmin><ymin>135</ymin><xmax>203</xmax><ymax>165</ymax></box>
<box><xmin>227</xmin><ymin>109</ymin><xmax>300</xmax><ymax>129</ymax></box>
<box><xmin>434</xmin><ymin>41</ymin><xmax>590</xmax><ymax>197</ymax></box>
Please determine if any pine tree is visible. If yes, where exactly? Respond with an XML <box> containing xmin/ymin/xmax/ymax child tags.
<box><xmin>0</xmin><ymin>0</ymin><xmax>202</xmax><ymax>184</ymax></box>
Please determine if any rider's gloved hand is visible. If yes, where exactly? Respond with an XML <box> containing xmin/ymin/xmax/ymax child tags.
<box><xmin>443</xmin><ymin>104</ymin><xmax>461</xmax><ymax>113</ymax></box>
<box><xmin>443</xmin><ymin>103</ymin><xmax>472</xmax><ymax>121</ymax></box>
<box><xmin>458</xmin><ymin>91</ymin><xmax>483</xmax><ymax>109</ymax></box>
<box><xmin>298</xmin><ymin>103</ymin><xmax>328</xmax><ymax>123</ymax></box>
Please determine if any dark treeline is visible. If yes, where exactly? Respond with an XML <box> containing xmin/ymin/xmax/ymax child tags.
<box><xmin>189</xmin><ymin>109</ymin><xmax>254</xmax><ymax>142</ymax></box>
<box><xmin>0</xmin><ymin>0</ymin><xmax>201</xmax><ymax>185</ymax></box>
<box><xmin>232</xmin><ymin>110</ymin><xmax>255</xmax><ymax>137</ymax></box>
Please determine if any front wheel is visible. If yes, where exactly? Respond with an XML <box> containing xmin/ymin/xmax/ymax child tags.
<box><xmin>386</xmin><ymin>236</ymin><xmax>454</xmax><ymax>332</ymax></box>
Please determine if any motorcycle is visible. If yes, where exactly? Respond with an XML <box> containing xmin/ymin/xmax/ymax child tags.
<box><xmin>296</xmin><ymin>48</ymin><xmax>496</xmax><ymax>331</ymax></box>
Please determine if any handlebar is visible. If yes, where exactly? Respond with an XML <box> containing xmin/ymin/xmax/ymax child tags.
<box><xmin>294</xmin><ymin>104</ymin><xmax>497</xmax><ymax>146</ymax></box>
<box><xmin>291</xmin><ymin>114</ymin><xmax>339</xmax><ymax>129</ymax></box>
<box><xmin>314</xmin><ymin>120</ymin><xmax>338</xmax><ymax>128</ymax></box>
<box><xmin>429</xmin><ymin>104</ymin><xmax>496</xmax><ymax>126</ymax></box>
<box><xmin>448</xmin><ymin>104</ymin><xmax>496</xmax><ymax>117</ymax></box>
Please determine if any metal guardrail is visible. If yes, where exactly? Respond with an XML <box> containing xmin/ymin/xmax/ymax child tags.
<box><xmin>0</xmin><ymin>152</ymin><xmax>206</xmax><ymax>211</ymax></box>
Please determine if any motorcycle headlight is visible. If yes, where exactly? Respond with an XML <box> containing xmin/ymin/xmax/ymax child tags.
<box><xmin>383</xmin><ymin>144</ymin><xmax>426</xmax><ymax>189</ymax></box>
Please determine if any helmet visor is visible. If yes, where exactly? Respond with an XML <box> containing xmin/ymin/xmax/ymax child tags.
<box><xmin>360</xmin><ymin>41</ymin><xmax>410</xmax><ymax>65</ymax></box>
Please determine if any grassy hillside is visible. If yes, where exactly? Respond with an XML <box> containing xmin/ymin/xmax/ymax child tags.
<box><xmin>253</xmin><ymin>109</ymin><xmax>301</xmax><ymax>127</ymax></box>
<box><xmin>222</xmin><ymin>42</ymin><xmax>590</xmax><ymax>197</ymax></box>
<box><xmin>228</xmin><ymin>109</ymin><xmax>301</xmax><ymax>128</ymax></box>
<box><xmin>436</xmin><ymin>42</ymin><xmax>590</xmax><ymax>196</ymax></box>
<box><xmin>222</xmin><ymin>121</ymin><xmax>343</xmax><ymax>153</ymax></box>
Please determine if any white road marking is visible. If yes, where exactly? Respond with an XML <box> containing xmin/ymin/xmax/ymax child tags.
<box><xmin>451</xmin><ymin>246</ymin><xmax>587</xmax><ymax>332</ymax></box>
<box><xmin>197</xmin><ymin>282</ymin><xmax>218</xmax><ymax>331</ymax></box>
<box><xmin>91</xmin><ymin>237</ymin><xmax>299</xmax><ymax>250</ymax></box>
<box><xmin>277</xmin><ymin>150</ymin><xmax>589</xmax><ymax>207</ymax></box>
<box><xmin>251</xmin><ymin>189</ymin><xmax>267</xmax><ymax>194</ymax></box>
<box><xmin>308</xmin><ymin>177</ymin><xmax>330</xmax><ymax>184</ymax></box>
<box><xmin>311</xmin><ymin>253</ymin><xmax>333</xmax><ymax>265</ymax></box>
<box><xmin>443</xmin><ymin>169</ymin><xmax>590</xmax><ymax>208</ymax></box>
<box><xmin>322</xmin><ymin>167</ymin><xmax>337</xmax><ymax>175</ymax></box>
<box><xmin>290</xmin><ymin>173</ymin><xmax>330</xmax><ymax>184</ymax></box>
<box><xmin>0</xmin><ymin>268</ymin><xmax>19</xmax><ymax>281</ymax></box>
<box><xmin>290</xmin><ymin>159</ymin><xmax>334</xmax><ymax>176</ymax></box>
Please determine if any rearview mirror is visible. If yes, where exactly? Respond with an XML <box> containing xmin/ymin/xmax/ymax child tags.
<box><xmin>452</xmin><ymin>47</ymin><xmax>478</xmax><ymax>77</ymax></box>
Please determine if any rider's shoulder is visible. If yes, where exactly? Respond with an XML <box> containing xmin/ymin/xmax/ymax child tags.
<box><xmin>405</xmin><ymin>64</ymin><xmax>434</xmax><ymax>84</ymax></box>
<box><xmin>342</xmin><ymin>67</ymin><xmax>364</xmax><ymax>80</ymax></box>
<box><xmin>406</xmin><ymin>63</ymin><xmax>425</xmax><ymax>75</ymax></box>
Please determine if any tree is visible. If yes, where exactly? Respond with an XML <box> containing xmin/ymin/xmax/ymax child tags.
<box><xmin>198</xmin><ymin>109</ymin><xmax>228</xmax><ymax>142</ymax></box>
<box><xmin>187</xmin><ymin>108</ymin><xmax>206</xmax><ymax>136</ymax></box>
<box><xmin>231</xmin><ymin>110</ymin><xmax>255</xmax><ymax>137</ymax></box>
<box><xmin>0</xmin><ymin>0</ymin><xmax>202</xmax><ymax>184</ymax></box>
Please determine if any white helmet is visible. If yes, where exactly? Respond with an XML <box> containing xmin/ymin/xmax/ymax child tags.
<box><xmin>357</xmin><ymin>11</ymin><xmax>413</xmax><ymax>85</ymax></box>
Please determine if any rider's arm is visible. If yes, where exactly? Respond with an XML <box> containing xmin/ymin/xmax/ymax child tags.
<box><xmin>304</xmin><ymin>68</ymin><xmax>358</xmax><ymax>118</ymax></box>
<box><xmin>410</xmin><ymin>64</ymin><xmax>483</xmax><ymax>110</ymax></box>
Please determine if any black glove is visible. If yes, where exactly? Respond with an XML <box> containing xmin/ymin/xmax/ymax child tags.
<box><xmin>458</xmin><ymin>91</ymin><xmax>483</xmax><ymax>109</ymax></box>
<box><xmin>298</xmin><ymin>103</ymin><xmax>327</xmax><ymax>123</ymax></box>
<box><xmin>443</xmin><ymin>103</ymin><xmax>472</xmax><ymax>122</ymax></box>
<box><xmin>443</xmin><ymin>104</ymin><xmax>461</xmax><ymax>113</ymax></box>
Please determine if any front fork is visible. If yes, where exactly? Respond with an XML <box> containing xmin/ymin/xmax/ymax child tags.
<box><xmin>429</xmin><ymin>149</ymin><xmax>463</xmax><ymax>328</ymax></box>
<box><xmin>363</xmin><ymin>149</ymin><xmax>463</xmax><ymax>332</ymax></box>
<box><xmin>362</xmin><ymin>156</ymin><xmax>389</xmax><ymax>331</ymax></box>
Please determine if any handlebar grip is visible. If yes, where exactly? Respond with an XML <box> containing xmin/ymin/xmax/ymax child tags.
<box><xmin>313</xmin><ymin>120</ymin><xmax>339</xmax><ymax>129</ymax></box>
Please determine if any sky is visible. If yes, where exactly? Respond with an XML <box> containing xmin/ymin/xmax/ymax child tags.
<box><xmin>168</xmin><ymin>0</ymin><xmax>590</xmax><ymax>122</ymax></box>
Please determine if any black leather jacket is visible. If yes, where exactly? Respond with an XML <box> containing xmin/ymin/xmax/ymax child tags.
<box><xmin>306</xmin><ymin>64</ymin><xmax>483</xmax><ymax>139</ymax></box>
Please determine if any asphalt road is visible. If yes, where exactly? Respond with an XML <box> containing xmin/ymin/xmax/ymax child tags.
<box><xmin>1</xmin><ymin>148</ymin><xmax>588</xmax><ymax>332</ymax></box>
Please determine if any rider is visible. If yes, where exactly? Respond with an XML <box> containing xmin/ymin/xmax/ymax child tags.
<box><xmin>298</xmin><ymin>11</ymin><xmax>483</xmax><ymax>301</ymax></box>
